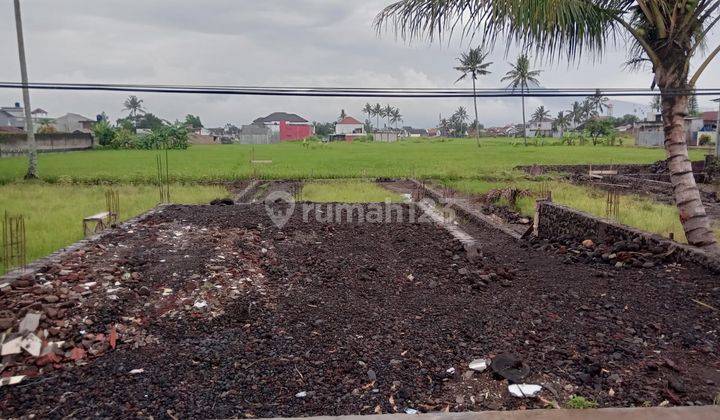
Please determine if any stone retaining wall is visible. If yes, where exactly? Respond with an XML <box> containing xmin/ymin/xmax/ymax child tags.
<box><xmin>534</xmin><ymin>200</ymin><xmax>720</xmax><ymax>272</ymax></box>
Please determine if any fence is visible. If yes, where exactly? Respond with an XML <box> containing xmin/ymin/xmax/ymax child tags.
<box><xmin>0</xmin><ymin>132</ymin><xmax>94</xmax><ymax>157</ymax></box>
<box><xmin>237</xmin><ymin>132</ymin><xmax>280</xmax><ymax>145</ymax></box>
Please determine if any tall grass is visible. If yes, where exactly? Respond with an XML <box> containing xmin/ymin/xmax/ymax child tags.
<box><xmin>442</xmin><ymin>179</ymin><xmax>720</xmax><ymax>243</ymax></box>
<box><xmin>0</xmin><ymin>182</ymin><xmax>228</xmax><ymax>273</ymax></box>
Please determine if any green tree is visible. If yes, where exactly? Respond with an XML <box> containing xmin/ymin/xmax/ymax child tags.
<box><xmin>375</xmin><ymin>0</ymin><xmax>720</xmax><ymax>249</ymax></box>
<box><xmin>500</xmin><ymin>54</ymin><xmax>542</xmax><ymax>146</ymax></box>
<box><xmin>383</xmin><ymin>104</ymin><xmax>394</xmax><ymax>128</ymax></box>
<box><xmin>553</xmin><ymin>111</ymin><xmax>572</xmax><ymax>137</ymax></box>
<box><xmin>362</xmin><ymin>103</ymin><xmax>374</xmax><ymax>129</ymax></box>
<box><xmin>137</xmin><ymin>113</ymin><xmax>166</xmax><ymax>131</ymax></box>
<box><xmin>587</xmin><ymin>91</ymin><xmax>609</xmax><ymax>116</ymax></box>
<box><xmin>585</xmin><ymin>119</ymin><xmax>615</xmax><ymax>145</ymax></box>
<box><xmin>92</xmin><ymin>120</ymin><xmax>115</xmax><ymax>146</ymax></box>
<box><xmin>122</xmin><ymin>95</ymin><xmax>145</xmax><ymax>125</ymax></box>
<box><xmin>185</xmin><ymin>114</ymin><xmax>203</xmax><ymax>129</ymax></box>
<box><xmin>532</xmin><ymin>106</ymin><xmax>550</xmax><ymax>122</ymax></box>
<box><xmin>372</xmin><ymin>103</ymin><xmax>383</xmax><ymax>129</ymax></box>
<box><xmin>454</xmin><ymin>46</ymin><xmax>493</xmax><ymax>146</ymax></box>
<box><xmin>569</xmin><ymin>101</ymin><xmax>585</xmax><ymax>127</ymax></box>
<box><xmin>390</xmin><ymin>108</ymin><xmax>403</xmax><ymax>128</ymax></box>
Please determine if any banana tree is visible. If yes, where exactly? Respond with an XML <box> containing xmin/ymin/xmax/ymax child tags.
<box><xmin>375</xmin><ymin>0</ymin><xmax>720</xmax><ymax>251</ymax></box>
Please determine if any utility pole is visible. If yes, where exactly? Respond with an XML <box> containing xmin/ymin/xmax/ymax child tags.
<box><xmin>14</xmin><ymin>0</ymin><xmax>38</xmax><ymax>179</ymax></box>
<box><xmin>715</xmin><ymin>98</ymin><xmax>720</xmax><ymax>157</ymax></box>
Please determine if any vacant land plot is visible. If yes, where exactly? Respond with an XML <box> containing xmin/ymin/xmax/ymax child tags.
<box><xmin>0</xmin><ymin>139</ymin><xmax>702</xmax><ymax>183</ymax></box>
<box><xmin>1</xmin><ymin>204</ymin><xmax>718</xmax><ymax>417</ymax></box>
<box><xmin>0</xmin><ymin>183</ymin><xmax>228</xmax><ymax>273</ymax></box>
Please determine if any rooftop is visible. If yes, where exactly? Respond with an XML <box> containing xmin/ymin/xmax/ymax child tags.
<box><xmin>337</xmin><ymin>116</ymin><xmax>362</xmax><ymax>125</ymax></box>
<box><xmin>254</xmin><ymin>112</ymin><xmax>308</xmax><ymax>124</ymax></box>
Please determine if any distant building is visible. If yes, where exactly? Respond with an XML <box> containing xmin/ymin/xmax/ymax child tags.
<box><xmin>253</xmin><ymin>112</ymin><xmax>313</xmax><ymax>141</ymax></box>
<box><xmin>636</xmin><ymin>113</ymin><xmax>705</xmax><ymax>147</ymax></box>
<box><xmin>52</xmin><ymin>113</ymin><xmax>95</xmax><ymax>133</ymax></box>
<box><xmin>702</xmin><ymin>111</ymin><xmax>718</xmax><ymax>132</ymax></box>
<box><xmin>526</xmin><ymin>118</ymin><xmax>554</xmax><ymax>137</ymax></box>
<box><xmin>237</xmin><ymin>123</ymin><xmax>279</xmax><ymax>144</ymax></box>
<box><xmin>403</xmin><ymin>126</ymin><xmax>428</xmax><ymax>138</ymax></box>
<box><xmin>335</xmin><ymin>116</ymin><xmax>364</xmax><ymax>135</ymax></box>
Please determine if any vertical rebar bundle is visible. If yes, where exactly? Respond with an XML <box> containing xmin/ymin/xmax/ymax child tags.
<box><xmin>605</xmin><ymin>189</ymin><xmax>620</xmax><ymax>220</ymax></box>
<box><xmin>105</xmin><ymin>189</ymin><xmax>120</xmax><ymax>224</ymax></box>
<box><xmin>2</xmin><ymin>211</ymin><xmax>26</xmax><ymax>274</ymax></box>
<box><xmin>156</xmin><ymin>148</ymin><xmax>170</xmax><ymax>203</ymax></box>
<box><xmin>538</xmin><ymin>181</ymin><xmax>552</xmax><ymax>201</ymax></box>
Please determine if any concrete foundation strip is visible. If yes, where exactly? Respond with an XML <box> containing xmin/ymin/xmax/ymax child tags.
<box><xmin>0</xmin><ymin>204</ymin><xmax>169</xmax><ymax>284</ymax></box>
<box><xmin>411</xmin><ymin>180</ymin><xmax>523</xmax><ymax>240</ymax></box>
<box><xmin>233</xmin><ymin>180</ymin><xmax>262</xmax><ymax>203</ymax></box>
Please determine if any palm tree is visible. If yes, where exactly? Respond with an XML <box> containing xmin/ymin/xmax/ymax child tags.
<box><xmin>587</xmin><ymin>91</ymin><xmax>609</xmax><ymax>116</ymax></box>
<box><xmin>363</xmin><ymin>103</ymin><xmax>374</xmax><ymax>128</ymax></box>
<box><xmin>531</xmin><ymin>106</ymin><xmax>550</xmax><ymax>122</ymax></box>
<box><xmin>372</xmin><ymin>103</ymin><xmax>383</xmax><ymax>130</ymax></box>
<box><xmin>582</xmin><ymin>99</ymin><xmax>597</xmax><ymax>121</ymax></box>
<box><xmin>649</xmin><ymin>95</ymin><xmax>662</xmax><ymax>113</ymax></box>
<box><xmin>553</xmin><ymin>111</ymin><xmax>572</xmax><ymax>137</ymax></box>
<box><xmin>375</xmin><ymin>0</ymin><xmax>720</xmax><ymax>249</ymax></box>
<box><xmin>452</xmin><ymin>106</ymin><xmax>469</xmax><ymax>136</ymax></box>
<box><xmin>454</xmin><ymin>46</ymin><xmax>493</xmax><ymax>147</ymax></box>
<box><xmin>500</xmin><ymin>54</ymin><xmax>542</xmax><ymax>146</ymax></box>
<box><xmin>383</xmin><ymin>104</ymin><xmax>394</xmax><ymax>128</ymax></box>
<box><xmin>123</xmin><ymin>95</ymin><xmax>145</xmax><ymax>126</ymax></box>
<box><xmin>569</xmin><ymin>101</ymin><xmax>585</xmax><ymax>127</ymax></box>
<box><xmin>390</xmin><ymin>108</ymin><xmax>403</xmax><ymax>128</ymax></box>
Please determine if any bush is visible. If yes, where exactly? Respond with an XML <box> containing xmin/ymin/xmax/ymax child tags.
<box><xmin>92</xmin><ymin>120</ymin><xmax>115</xmax><ymax>146</ymax></box>
<box><xmin>699</xmin><ymin>133</ymin><xmax>713</xmax><ymax>146</ymax></box>
<box><xmin>110</xmin><ymin>128</ymin><xmax>137</xmax><ymax>149</ymax></box>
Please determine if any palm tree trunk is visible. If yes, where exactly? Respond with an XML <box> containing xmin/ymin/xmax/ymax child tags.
<box><xmin>660</xmin><ymin>88</ymin><xmax>718</xmax><ymax>251</ymax></box>
<box><xmin>521</xmin><ymin>93</ymin><xmax>527</xmax><ymax>146</ymax></box>
<box><xmin>14</xmin><ymin>0</ymin><xmax>37</xmax><ymax>179</ymax></box>
<box><xmin>472</xmin><ymin>78</ymin><xmax>480</xmax><ymax>147</ymax></box>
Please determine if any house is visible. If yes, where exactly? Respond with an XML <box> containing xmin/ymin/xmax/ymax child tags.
<box><xmin>253</xmin><ymin>112</ymin><xmax>313</xmax><ymax>141</ymax></box>
<box><xmin>52</xmin><ymin>113</ymin><xmax>95</xmax><ymax>133</ymax></box>
<box><xmin>1</xmin><ymin>103</ymin><xmax>26</xmax><ymax>130</ymax></box>
<box><xmin>236</xmin><ymin>123</ymin><xmax>279</xmax><ymax>145</ymax></box>
<box><xmin>0</xmin><ymin>110</ymin><xmax>20</xmax><ymax>130</ymax></box>
<box><xmin>403</xmin><ymin>127</ymin><xmax>428</xmax><ymax>138</ymax></box>
<box><xmin>335</xmin><ymin>116</ymin><xmax>364</xmax><ymax>135</ymax></box>
<box><xmin>636</xmin><ymin>113</ymin><xmax>705</xmax><ymax>147</ymax></box>
<box><xmin>526</xmin><ymin>118</ymin><xmax>554</xmax><ymax>137</ymax></box>
<box><xmin>702</xmin><ymin>111</ymin><xmax>718</xmax><ymax>132</ymax></box>
<box><xmin>426</xmin><ymin>128</ymin><xmax>440</xmax><ymax>137</ymax></box>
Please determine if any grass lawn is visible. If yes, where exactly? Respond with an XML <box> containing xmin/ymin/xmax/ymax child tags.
<box><xmin>442</xmin><ymin>179</ymin><xmax>720</xmax><ymax>243</ymax></box>
<box><xmin>300</xmin><ymin>180</ymin><xmax>404</xmax><ymax>202</ymax></box>
<box><xmin>0</xmin><ymin>138</ymin><xmax>705</xmax><ymax>184</ymax></box>
<box><xmin>0</xmin><ymin>182</ymin><xmax>228</xmax><ymax>273</ymax></box>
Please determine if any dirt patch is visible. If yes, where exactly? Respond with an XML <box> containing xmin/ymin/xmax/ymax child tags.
<box><xmin>1</xmin><ymin>204</ymin><xmax>719</xmax><ymax>417</ymax></box>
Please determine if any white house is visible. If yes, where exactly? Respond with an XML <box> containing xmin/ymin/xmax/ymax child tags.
<box><xmin>52</xmin><ymin>113</ymin><xmax>95</xmax><ymax>133</ymax></box>
<box><xmin>335</xmin><ymin>116</ymin><xmax>364</xmax><ymax>135</ymax></box>
<box><xmin>526</xmin><ymin>118</ymin><xmax>554</xmax><ymax>137</ymax></box>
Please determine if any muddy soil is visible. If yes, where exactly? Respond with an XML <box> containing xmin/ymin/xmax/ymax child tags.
<box><xmin>1</xmin><ymin>204</ymin><xmax>719</xmax><ymax>418</ymax></box>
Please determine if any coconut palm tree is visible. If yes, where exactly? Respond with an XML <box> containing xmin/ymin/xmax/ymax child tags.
<box><xmin>500</xmin><ymin>54</ymin><xmax>542</xmax><ymax>146</ymax></box>
<box><xmin>531</xmin><ymin>106</ymin><xmax>550</xmax><ymax>122</ymax></box>
<box><xmin>383</xmin><ymin>104</ymin><xmax>394</xmax><ymax>128</ymax></box>
<box><xmin>587</xmin><ymin>91</ymin><xmax>610</xmax><ymax>116</ymax></box>
<box><xmin>363</xmin><ymin>103</ymin><xmax>374</xmax><ymax>128</ymax></box>
<box><xmin>123</xmin><ymin>95</ymin><xmax>145</xmax><ymax>126</ymax></box>
<box><xmin>454</xmin><ymin>46</ymin><xmax>493</xmax><ymax>147</ymax></box>
<box><xmin>375</xmin><ymin>0</ymin><xmax>720</xmax><ymax>249</ymax></box>
<box><xmin>390</xmin><ymin>108</ymin><xmax>403</xmax><ymax>128</ymax></box>
<box><xmin>372</xmin><ymin>103</ymin><xmax>383</xmax><ymax>130</ymax></box>
<box><xmin>553</xmin><ymin>111</ymin><xmax>572</xmax><ymax>137</ymax></box>
<box><xmin>569</xmin><ymin>101</ymin><xmax>585</xmax><ymax>127</ymax></box>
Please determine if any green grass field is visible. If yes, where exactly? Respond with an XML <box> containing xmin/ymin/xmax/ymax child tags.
<box><xmin>0</xmin><ymin>138</ymin><xmax>702</xmax><ymax>184</ymax></box>
<box><xmin>0</xmin><ymin>183</ymin><xmax>228</xmax><ymax>273</ymax></box>
<box><xmin>0</xmin><ymin>138</ymin><xmax>714</xmax><ymax>271</ymax></box>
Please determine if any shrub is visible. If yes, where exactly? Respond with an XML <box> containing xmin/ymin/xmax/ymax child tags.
<box><xmin>699</xmin><ymin>133</ymin><xmax>713</xmax><ymax>146</ymax></box>
<box><xmin>110</xmin><ymin>128</ymin><xmax>137</xmax><ymax>149</ymax></box>
<box><xmin>92</xmin><ymin>120</ymin><xmax>115</xmax><ymax>146</ymax></box>
<box><xmin>567</xmin><ymin>396</ymin><xmax>598</xmax><ymax>409</ymax></box>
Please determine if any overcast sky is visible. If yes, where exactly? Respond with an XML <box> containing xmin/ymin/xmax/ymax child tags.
<box><xmin>1</xmin><ymin>0</ymin><xmax>719</xmax><ymax>128</ymax></box>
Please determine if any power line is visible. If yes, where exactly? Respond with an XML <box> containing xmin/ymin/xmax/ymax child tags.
<box><xmin>0</xmin><ymin>81</ymin><xmax>719</xmax><ymax>98</ymax></box>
